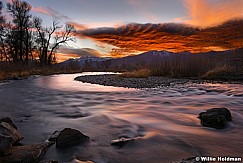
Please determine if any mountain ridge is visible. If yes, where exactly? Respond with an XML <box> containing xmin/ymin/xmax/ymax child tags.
<box><xmin>58</xmin><ymin>48</ymin><xmax>242</xmax><ymax>76</ymax></box>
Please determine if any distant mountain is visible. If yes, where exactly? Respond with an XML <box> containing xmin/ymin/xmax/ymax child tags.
<box><xmin>60</xmin><ymin>56</ymin><xmax>112</xmax><ymax>67</ymax></box>
<box><xmin>58</xmin><ymin>48</ymin><xmax>243</xmax><ymax>74</ymax></box>
<box><xmin>59</xmin><ymin>50</ymin><xmax>176</xmax><ymax>69</ymax></box>
<box><xmin>107</xmin><ymin>50</ymin><xmax>176</xmax><ymax>69</ymax></box>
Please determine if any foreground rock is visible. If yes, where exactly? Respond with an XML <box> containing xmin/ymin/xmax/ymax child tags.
<box><xmin>198</xmin><ymin>108</ymin><xmax>232</xmax><ymax>129</ymax></box>
<box><xmin>0</xmin><ymin>122</ymin><xmax>23</xmax><ymax>143</ymax></box>
<box><xmin>0</xmin><ymin>117</ymin><xmax>52</xmax><ymax>162</ymax></box>
<box><xmin>0</xmin><ymin>118</ymin><xmax>23</xmax><ymax>156</ymax></box>
<box><xmin>0</xmin><ymin>143</ymin><xmax>51</xmax><ymax>163</ymax></box>
<box><xmin>56</xmin><ymin>128</ymin><xmax>90</xmax><ymax>148</ymax></box>
<box><xmin>0</xmin><ymin>117</ymin><xmax>17</xmax><ymax>129</ymax></box>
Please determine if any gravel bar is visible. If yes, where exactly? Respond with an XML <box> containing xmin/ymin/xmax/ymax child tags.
<box><xmin>74</xmin><ymin>74</ymin><xmax>193</xmax><ymax>89</ymax></box>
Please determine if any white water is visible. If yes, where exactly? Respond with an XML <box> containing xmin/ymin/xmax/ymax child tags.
<box><xmin>0</xmin><ymin>72</ymin><xmax>242</xmax><ymax>163</ymax></box>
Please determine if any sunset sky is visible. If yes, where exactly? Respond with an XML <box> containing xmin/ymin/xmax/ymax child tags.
<box><xmin>3</xmin><ymin>0</ymin><xmax>243</xmax><ymax>61</ymax></box>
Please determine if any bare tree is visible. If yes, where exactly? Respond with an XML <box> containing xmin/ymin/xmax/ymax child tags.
<box><xmin>0</xmin><ymin>1</ymin><xmax>6</xmax><ymax>61</ymax></box>
<box><xmin>34</xmin><ymin>17</ymin><xmax>75</xmax><ymax>65</ymax></box>
<box><xmin>7</xmin><ymin>0</ymin><xmax>32</xmax><ymax>63</ymax></box>
<box><xmin>48</xmin><ymin>24</ymin><xmax>75</xmax><ymax>64</ymax></box>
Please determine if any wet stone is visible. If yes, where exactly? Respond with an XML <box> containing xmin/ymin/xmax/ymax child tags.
<box><xmin>0</xmin><ymin>122</ymin><xmax>23</xmax><ymax>143</ymax></box>
<box><xmin>198</xmin><ymin>108</ymin><xmax>232</xmax><ymax>129</ymax></box>
<box><xmin>0</xmin><ymin>117</ymin><xmax>23</xmax><ymax>156</ymax></box>
<box><xmin>0</xmin><ymin>143</ymin><xmax>51</xmax><ymax>163</ymax></box>
<box><xmin>0</xmin><ymin>117</ymin><xmax>17</xmax><ymax>129</ymax></box>
<box><xmin>56</xmin><ymin>128</ymin><xmax>90</xmax><ymax>148</ymax></box>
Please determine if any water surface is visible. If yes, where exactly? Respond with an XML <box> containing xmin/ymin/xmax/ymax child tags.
<box><xmin>0</xmin><ymin>72</ymin><xmax>242</xmax><ymax>163</ymax></box>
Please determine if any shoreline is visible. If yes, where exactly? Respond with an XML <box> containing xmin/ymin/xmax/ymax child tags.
<box><xmin>74</xmin><ymin>74</ymin><xmax>243</xmax><ymax>89</ymax></box>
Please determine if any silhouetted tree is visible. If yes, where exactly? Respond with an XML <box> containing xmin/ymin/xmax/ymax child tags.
<box><xmin>34</xmin><ymin>17</ymin><xmax>75</xmax><ymax>65</ymax></box>
<box><xmin>0</xmin><ymin>1</ymin><xmax>6</xmax><ymax>61</ymax></box>
<box><xmin>7</xmin><ymin>0</ymin><xmax>33</xmax><ymax>63</ymax></box>
<box><xmin>48</xmin><ymin>24</ymin><xmax>75</xmax><ymax>64</ymax></box>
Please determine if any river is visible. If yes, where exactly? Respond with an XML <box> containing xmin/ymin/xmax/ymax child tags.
<box><xmin>0</xmin><ymin>72</ymin><xmax>242</xmax><ymax>163</ymax></box>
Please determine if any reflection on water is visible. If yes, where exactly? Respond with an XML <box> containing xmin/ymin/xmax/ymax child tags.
<box><xmin>0</xmin><ymin>72</ymin><xmax>242</xmax><ymax>163</ymax></box>
<box><xmin>35</xmin><ymin>72</ymin><xmax>136</xmax><ymax>92</ymax></box>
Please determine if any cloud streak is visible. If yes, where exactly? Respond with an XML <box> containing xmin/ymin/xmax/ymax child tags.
<box><xmin>75</xmin><ymin>20</ymin><xmax>243</xmax><ymax>57</ymax></box>
<box><xmin>184</xmin><ymin>0</ymin><xmax>243</xmax><ymax>27</ymax></box>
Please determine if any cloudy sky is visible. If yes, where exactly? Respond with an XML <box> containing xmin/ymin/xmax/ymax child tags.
<box><xmin>3</xmin><ymin>0</ymin><xmax>243</xmax><ymax>61</ymax></box>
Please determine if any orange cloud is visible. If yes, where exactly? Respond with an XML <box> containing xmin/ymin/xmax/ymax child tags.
<box><xmin>55</xmin><ymin>53</ymin><xmax>80</xmax><ymax>63</ymax></box>
<box><xmin>76</xmin><ymin>20</ymin><xmax>243</xmax><ymax>57</ymax></box>
<box><xmin>184</xmin><ymin>0</ymin><xmax>243</xmax><ymax>27</ymax></box>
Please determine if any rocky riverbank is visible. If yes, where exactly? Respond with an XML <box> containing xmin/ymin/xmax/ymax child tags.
<box><xmin>74</xmin><ymin>74</ymin><xmax>190</xmax><ymax>89</ymax></box>
<box><xmin>74</xmin><ymin>74</ymin><xmax>241</xmax><ymax>89</ymax></box>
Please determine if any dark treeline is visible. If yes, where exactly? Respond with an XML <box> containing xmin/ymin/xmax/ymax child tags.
<box><xmin>0</xmin><ymin>0</ymin><xmax>75</xmax><ymax>65</ymax></box>
<box><xmin>77</xmin><ymin>49</ymin><xmax>243</xmax><ymax>80</ymax></box>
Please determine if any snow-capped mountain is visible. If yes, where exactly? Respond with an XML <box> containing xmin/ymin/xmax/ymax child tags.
<box><xmin>142</xmin><ymin>50</ymin><xmax>174</xmax><ymax>56</ymax></box>
<box><xmin>60</xmin><ymin>56</ymin><xmax>112</xmax><ymax>66</ymax></box>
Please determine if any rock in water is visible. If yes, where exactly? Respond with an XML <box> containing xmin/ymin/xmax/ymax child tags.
<box><xmin>0</xmin><ymin>143</ymin><xmax>51</xmax><ymax>163</ymax></box>
<box><xmin>198</xmin><ymin>108</ymin><xmax>232</xmax><ymax>129</ymax></box>
<box><xmin>0</xmin><ymin>117</ymin><xmax>17</xmax><ymax>129</ymax></box>
<box><xmin>0</xmin><ymin>122</ymin><xmax>23</xmax><ymax>143</ymax></box>
<box><xmin>0</xmin><ymin>120</ymin><xmax>23</xmax><ymax>156</ymax></box>
<box><xmin>56</xmin><ymin>128</ymin><xmax>90</xmax><ymax>148</ymax></box>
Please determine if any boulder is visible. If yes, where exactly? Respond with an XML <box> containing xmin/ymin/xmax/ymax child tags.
<box><xmin>0</xmin><ymin>117</ymin><xmax>17</xmax><ymax>129</ymax></box>
<box><xmin>0</xmin><ymin>122</ymin><xmax>23</xmax><ymax>143</ymax></box>
<box><xmin>56</xmin><ymin>128</ymin><xmax>90</xmax><ymax>148</ymax></box>
<box><xmin>198</xmin><ymin>108</ymin><xmax>232</xmax><ymax>129</ymax></box>
<box><xmin>0</xmin><ymin>121</ymin><xmax>23</xmax><ymax>156</ymax></box>
<box><xmin>0</xmin><ymin>143</ymin><xmax>51</xmax><ymax>163</ymax></box>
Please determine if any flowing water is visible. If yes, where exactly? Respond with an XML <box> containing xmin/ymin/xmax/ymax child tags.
<box><xmin>0</xmin><ymin>72</ymin><xmax>243</xmax><ymax>163</ymax></box>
